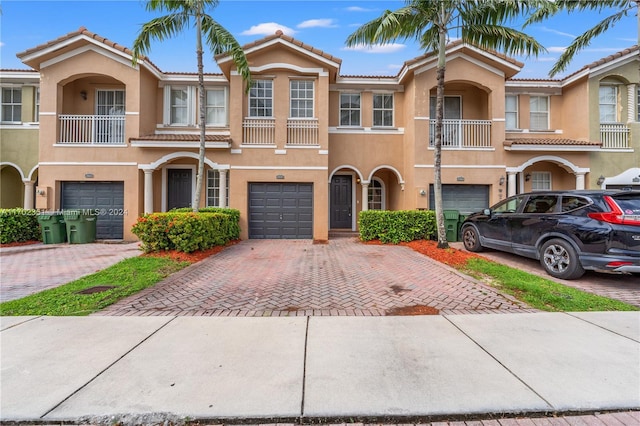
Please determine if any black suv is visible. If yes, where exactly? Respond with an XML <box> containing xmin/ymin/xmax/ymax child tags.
<box><xmin>460</xmin><ymin>190</ymin><xmax>640</xmax><ymax>280</ymax></box>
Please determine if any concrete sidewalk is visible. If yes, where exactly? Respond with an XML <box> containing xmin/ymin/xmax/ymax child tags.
<box><xmin>1</xmin><ymin>312</ymin><xmax>638</xmax><ymax>424</ymax></box>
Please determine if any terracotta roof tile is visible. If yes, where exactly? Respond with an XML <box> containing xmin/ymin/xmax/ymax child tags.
<box><xmin>504</xmin><ymin>138</ymin><xmax>600</xmax><ymax>146</ymax></box>
<box><xmin>131</xmin><ymin>134</ymin><xmax>231</xmax><ymax>142</ymax></box>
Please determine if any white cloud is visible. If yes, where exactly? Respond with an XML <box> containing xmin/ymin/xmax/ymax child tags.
<box><xmin>241</xmin><ymin>22</ymin><xmax>296</xmax><ymax>36</ymax></box>
<box><xmin>0</xmin><ymin>42</ymin><xmax>4</xmax><ymax>48</ymax></box>
<box><xmin>346</xmin><ymin>6</ymin><xmax>376</xmax><ymax>12</ymax></box>
<box><xmin>388</xmin><ymin>64</ymin><xmax>402</xmax><ymax>70</ymax></box>
<box><xmin>297</xmin><ymin>19</ymin><xmax>337</xmax><ymax>29</ymax></box>
<box><xmin>539</xmin><ymin>26</ymin><xmax>576</xmax><ymax>38</ymax></box>
<box><xmin>547</xmin><ymin>46</ymin><xmax>567</xmax><ymax>53</ymax></box>
<box><xmin>535</xmin><ymin>57</ymin><xmax>557</xmax><ymax>62</ymax></box>
<box><xmin>342</xmin><ymin>43</ymin><xmax>406</xmax><ymax>54</ymax></box>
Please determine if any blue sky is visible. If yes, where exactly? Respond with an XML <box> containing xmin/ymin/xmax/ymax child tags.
<box><xmin>0</xmin><ymin>0</ymin><xmax>637</xmax><ymax>79</ymax></box>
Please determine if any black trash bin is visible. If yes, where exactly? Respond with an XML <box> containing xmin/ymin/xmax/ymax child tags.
<box><xmin>37</xmin><ymin>212</ymin><xmax>66</xmax><ymax>244</ymax></box>
<box><xmin>63</xmin><ymin>210</ymin><xmax>97</xmax><ymax>243</ymax></box>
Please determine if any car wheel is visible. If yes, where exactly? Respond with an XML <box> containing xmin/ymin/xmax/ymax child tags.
<box><xmin>540</xmin><ymin>238</ymin><xmax>585</xmax><ymax>280</ymax></box>
<box><xmin>462</xmin><ymin>226</ymin><xmax>483</xmax><ymax>252</ymax></box>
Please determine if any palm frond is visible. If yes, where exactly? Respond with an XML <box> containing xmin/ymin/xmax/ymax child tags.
<box><xmin>463</xmin><ymin>25</ymin><xmax>546</xmax><ymax>58</ymax></box>
<box><xmin>345</xmin><ymin>6</ymin><xmax>430</xmax><ymax>47</ymax></box>
<box><xmin>549</xmin><ymin>9</ymin><xmax>629</xmax><ymax>76</ymax></box>
<box><xmin>201</xmin><ymin>15</ymin><xmax>252</xmax><ymax>92</ymax></box>
<box><xmin>131</xmin><ymin>13</ymin><xmax>190</xmax><ymax>64</ymax></box>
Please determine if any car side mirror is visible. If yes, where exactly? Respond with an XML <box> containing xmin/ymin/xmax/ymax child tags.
<box><xmin>483</xmin><ymin>208</ymin><xmax>491</xmax><ymax>216</ymax></box>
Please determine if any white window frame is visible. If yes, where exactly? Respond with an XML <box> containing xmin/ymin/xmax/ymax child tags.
<box><xmin>505</xmin><ymin>94</ymin><xmax>518</xmax><ymax>130</ymax></box>
<box><xmin>1</xmin><ymin>87</ymin><xmax>22</xmax><ymax>124</ymax></box>
<box><xmin>599</xmin><ymin>85</ymin><xmax>618</xmax><ymax>123</ymax></box>
<box><xmin>531</xmin><ymin>171</ymin><xmax>552</xmax><ymax>191</ymax></box>
<box><xmin>163</xmin><ymin>85</ymin><xmax>195</xmax><ymax>126</ymax></box>
<box><xmin>96</xmin><ymin>89</ymin><xmax>125</xmax><ymax>115</ymax></box>
<box><xmin>290</xmin><ymin>80</ymin><xmax>314</xmax><ymax>118</ymax></box>
<box><xmin>372</xmin><ymin>93</ymin><xmax>394</xmax><ymax>127</ymax></box>
<box><xmin>637</xmin><ymin>87</ymin><xmax>639</xmax><ymax>122</ymax></box>
<box><xmin>205</xmin><ymin>87</ymin><xmax>228</xmax><ymax>126</ymax></box>
<box><xmin>206</xmin><ymin>169</ymin><xmax>229</xmax><ymax>207</ymax></box>
<box><xmin>249</xmin><ymin>79</ymin><xmax>273</xmax><ymax>117</ymax></box>
<box><xmin>368</xmin><ymin>178</ymin><xmax>386</xmax><ymax>210</ymax></box>
<box><xmin>529</xmin><ymin>95</ymin><xmax>549</xmax><ymax>131</ymax></box>
<box><xmin>34</xmin><ymin>87</ymin><xmax>40</xmax><ymax>122</ymax></box>
<box><xmin>339</xmin><ymin>92</ymin><xmax>361</xmax><ymax>127</ymax></box>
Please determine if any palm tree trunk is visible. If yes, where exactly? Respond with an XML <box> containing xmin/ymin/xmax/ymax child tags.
<box><xmin>434</xmin><ymin>24</ymin><xmax>448</xmax><ymax>249</ymax></box>
<box><xmin>193</xmin><ymin>4</ymin><xmax>206</xmax><ymax>213</ymax></box>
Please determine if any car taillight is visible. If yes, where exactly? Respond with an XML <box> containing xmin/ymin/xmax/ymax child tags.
<box><xmin>606</xmin><ymin>261</ymin><xmax>633</xmax><ymax>268</ymax></box>
<box><xmin>587</xmin><ymin>196</ymin><xmax>640</xmax><ymax>226</ymax></box>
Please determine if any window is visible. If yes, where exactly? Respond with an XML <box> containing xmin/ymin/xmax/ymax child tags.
<box><xmin>492</xmin><ymin>195</ymin><xmax>526</xmax><ymax>214</ymax></box>
<box><xmin>339</xmin><ymin>93</ymin><xmax>360</xmax><ymax>126</ymax></box>
<box><xmin>1</xmin><ymin>87</ymin><xmax>22</xmax><ymax>123</ymax></box>
<box><xmin>523</xmin><ymin>195</ymin><xmax>558</xmax><ymax>213</ymax></box>
<box><xmin>368</xmin><ymin>179</ymin><xmax>384</xmax><ymax>210</ymax></box>
<box><xmin>531</xmin><ymin>172</ymin><xmax>551</xmax><ymax>191</ymax></box>
<box><xmin>290</xmin><ymin>80</ymin><xmax>314</xmax><ymax>118</ymax></box>
<box><xmin>206</xmin><ymin>88</ymin><xmax>227</xmax><ymax>126</ymax></box>
<box><xmin>637</xmin><ymin>87</ymin><xmax>639</xmax><ymax>122</ymax></box>
<box><xmin>429</xmin><ymin>96</ymin><xmax>461</xmax><ymax>119</ymax></box>
<box><xmin>599</xmin><ymin>86</ymin><xmax>617</xmax><ymax>122</ymax></box>
<box><xmin>249</xmin><ymin>80</ymin><xmax>273</xmax><ymax>117</ymax></box>
<box><xmin>373</xmin><ymin>94</ymin><xmax>393</xmax><ymax>127</ymax></box>
<box><xmin>561</xmin><ymin>196</ymin><xmax>590</xmax><ymax>213</ymax></box>
<box><xmin>34</xmin><ymin>87</ymin><xmax>40</xmax><ymax>122</ymax></box>
<box><xmin>170</xmin><ymin>87</ymin><xmax>189</xmax><ymax>125</ymax></box>
<box><xmin>96</xmin><ymin>90</ymin><xmax>125</xmax><ymax>115</ymax></box>
<box><xmin>206</xmin><ymin>169</ymin><xmax>229</xmax><ymax>207</ymax></box>
<box><xmin>529</xmin><ymin>96</ymin><xmax>549</xmax><ymax>130</ymax></box>
<box><xmin>505</xmin><ymin>95</ymin><xmax>518</xmax><ymax>129</ymax></box>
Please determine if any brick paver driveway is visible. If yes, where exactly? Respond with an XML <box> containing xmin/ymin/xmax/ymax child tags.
<box><xmin>99</xmin><ymin>238</ymin><xmax>536</xmax><ymax>316</ymax></box>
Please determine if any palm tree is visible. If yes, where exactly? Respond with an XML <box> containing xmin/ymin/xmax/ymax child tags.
<box><xmin>526</xmin><ymin>0</ymin><xmax>639</xmax><ymax>77</ymax></box>
<box><xmin>346</xmin><ymin>0</ymin><xmax>544</xmax><ymax>249</ymax></box>
<box><xmin>132</xmin><ymin>0</ymin><xmax>251</xmax><ymax>212</ymax></box>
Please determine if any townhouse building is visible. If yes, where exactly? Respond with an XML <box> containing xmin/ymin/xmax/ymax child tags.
<box><xmin>2</xmin><ymin>27</ymin><xmax>637</xmax><ymax>241</ymax></box>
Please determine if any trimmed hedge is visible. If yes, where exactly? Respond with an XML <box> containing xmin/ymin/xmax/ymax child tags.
<box><xmin>359</xmin><ymin>210</ymin><xmax>437</xmax><ymax>244</ymax></box>
<box><xmin>132</xmin><ymin>209</ymin><xmax>240</xmax><ymax>253</ymax></box>
<box><xmin>0</xmin><ymin>208</ymin><xmax>41</xmax><ymax>244</ymax></box>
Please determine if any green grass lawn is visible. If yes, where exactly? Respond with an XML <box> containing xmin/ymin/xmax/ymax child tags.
<box><xmin>461</xmin><ymin>258</ymin><xmax>638</xmax><ymax>312</ymax></box>
<box><xmin>0</xmin><ymin>256</ymin><xmax>190</xmax><ymax>316</ymax></box>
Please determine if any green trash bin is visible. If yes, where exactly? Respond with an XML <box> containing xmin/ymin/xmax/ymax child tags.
<box><xmin>443</xmin><ymin>210</ymin><xmax>460</xmax><ymax>242</ymax></box>
<box><xmin>63</xmin><ymin>210</ymin><xmax>97</xmax><ymax>244</ymax></box>
<box><xmin>37</xmin><ymin>212</ymin><xmax>67</xmax><ymax>244</ymax></box>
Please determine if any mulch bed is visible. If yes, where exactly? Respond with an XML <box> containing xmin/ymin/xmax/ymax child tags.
<box><xmin>401</xmin><ymin>239</ymin><xmax>483</xmax><ymax>267</ymax></box>
<box><xmin>0</xmin><ymin>240</ymin><xmax>40</xmax><ymax>248</ymax></box>
<box><xmin>142</xmin><ymin>240</ymin><xmax>240</xmax><ymax>263</ymax></box>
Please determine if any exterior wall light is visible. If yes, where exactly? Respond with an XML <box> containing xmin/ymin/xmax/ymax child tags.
<box><xmin>597</xmin><ymin>175</ymin><xmax>605</xmax><ymax>186</ymax></box>
<box><xmin>499</xmin><ymin>176</ymin><xmax>505</xmax><ymax>186</ymax></box>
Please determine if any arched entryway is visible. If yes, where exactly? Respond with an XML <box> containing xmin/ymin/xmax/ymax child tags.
<box><xmin>506</xmin><ymin>155</ymin><xmax>589</xmax><ymax>196</ymax></box>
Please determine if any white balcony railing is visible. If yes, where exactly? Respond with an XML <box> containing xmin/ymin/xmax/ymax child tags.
<box><xmin>429</xmin><ymin>119</ymin><xmax>492</xmax><ymax>148</ymax></box>
<box><xmin>242</xmin><ymin>117</ymin><xmax>275</xmax><ymax>145</ymax></box>
<box><xmin>287</xmin><ymin>118</ymin><xmax>319</xmax><ymax>146</ymax></box>
<box><xmin>58</xmin><ymin>115</ymin><xmax>125</xmax><ymax>145</ymax></box>
<box><xmin>600</xmin><ymin>123</ymin><xmax>630</xmax><ymax>149</ymax></box>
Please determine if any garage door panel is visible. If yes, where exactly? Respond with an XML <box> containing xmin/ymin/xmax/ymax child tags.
<box><xmin>248</xmin><ymin>182</ymin><xmax>313</xmax><ymax>239</ymax></box>
<box><xmin>429</xmin><ymin>184</ymin><xmax>489</xmax><ymax>214</ymax></box>
<box><xmin>62</xmin><ymin>182</ymin><xmax>124</xmax><ymax>240</ymax></box>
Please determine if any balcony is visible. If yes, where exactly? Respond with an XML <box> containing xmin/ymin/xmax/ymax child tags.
<box><xmin>242</xmin><ymin>117</ymin><xmax>275</xmax><ymax>145</ymax></box>
<box><xmin>600</xmin><ymin>123</ymin><xmax>630</xmax><ymax>149</ymax></box>
<box><xmin>287</xmin><ymin>118</ymin><xmax>319</xmax><ymax>146</ymax></box>
<box><xmin>429</xmin><ymin>119</ymin><xmax>492</xmax><ymax>148</ymax></box>
<box><xmin>59</xmin><ymin>115</ymin><xmax>125</xmax><ymax>145</ymax></box>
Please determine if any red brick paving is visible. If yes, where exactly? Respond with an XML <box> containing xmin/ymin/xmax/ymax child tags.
<box><xmin>98</xmin><ymin>238</ymin><xmax>537</xmax><ymax>316</ymax></box>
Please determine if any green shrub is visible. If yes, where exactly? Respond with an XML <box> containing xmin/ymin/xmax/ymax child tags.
<box><xmin>132</xmin><ymin>211</ymin><xmax>239</xmax><ymax>253</ymax></box>
<box><xmin>359</xmin><ymin>210</ymin><xmax>436</xmax><ymax>244</ymax></box>
<box><xmin>170</xmin><ymin>207</ymin><xmax>240</xmax><ymax>239</ymax></box>
<box><xmin>0</xmin><ymin>209</ymin><xmax>41</xmax><ymax>244</ymax></box>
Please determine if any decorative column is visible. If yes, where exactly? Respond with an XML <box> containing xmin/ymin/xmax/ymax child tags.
<box><xmin>361</xmin><ymin>182</ymin><xmax>369</xmax><ymax>211</ymax></box>
<box><xmin>628</xmin><ymin>84</ymin><xmax>637</xmax><ymax>123</ymax></box>
<box><xmin>219</xmin><ymin>169</ymin><xmax>227</xmax><ymax>208</ymax></box>
<box><xmin>143</xmin><ymin>169</ymin><xmax>154</xmax><ymax>214</ymax></box>
<box><xmin>507</xmin><ymin>172</ymin><xmax>517</xmax><ymax>197</ymax></box>
<box><xmin>23</xmin><ymin>180</ymin><xmax>35</xmax><ymax>210</ymax></box>
<box><xmin>575</xmin><ymin>171</ymin><xmax>586</xmax><ymax>190</ymax></box>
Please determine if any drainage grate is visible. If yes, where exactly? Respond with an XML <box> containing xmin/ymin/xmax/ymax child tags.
<box><xmin>76</xmin><ymin>285</ymin><xmax>116</xmax><ymax>295</ymax></box>
<box><xmin>386</xmin><ymin>305</ymin><xmax>439</xmax><ymax>316</ymax></box>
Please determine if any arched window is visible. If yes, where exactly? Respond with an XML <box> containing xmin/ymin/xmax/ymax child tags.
<box><xmin>368</xmin><ymin>178</ymin><xmax>384</xmax><ymax>210</ymax></box>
